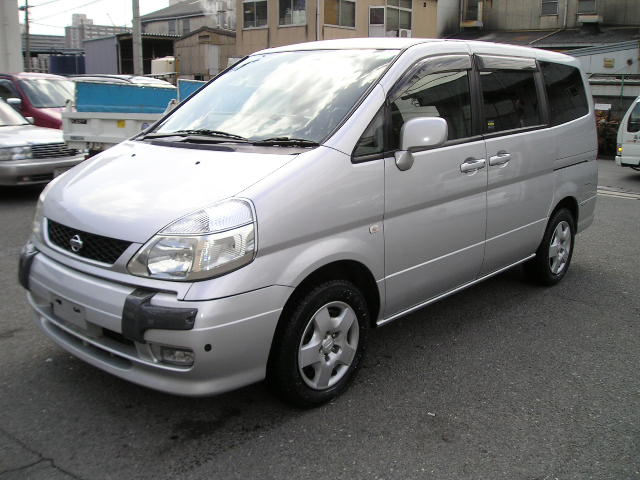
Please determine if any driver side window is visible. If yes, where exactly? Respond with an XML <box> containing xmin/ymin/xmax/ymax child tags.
<box><xmin>0</xmin><ymin>80</ymin><xmax>18</xmax><ymax>101</ymax></box>
<box><xmin>387</xmin><ymin>62</ymin><xmax>473</xmax><ymax>150</ymax></box>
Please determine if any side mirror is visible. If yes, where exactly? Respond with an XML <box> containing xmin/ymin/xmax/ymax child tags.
<box><xmin>395</xmin><ymin>117</ymin><xmax>448</xmax><ymax>171</ymax></box>
<box><xmin>7</xmin><ymin>97</ymin><xmax>22</xmax><ymax>111</ymax></box>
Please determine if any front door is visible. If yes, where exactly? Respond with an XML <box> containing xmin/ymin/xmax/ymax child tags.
<box><xmin>382</xmin><ymin>55</ymin><xmax>488</xmax><ymax>318</ymax></box>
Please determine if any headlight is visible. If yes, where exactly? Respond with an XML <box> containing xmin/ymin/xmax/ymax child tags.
<box><xmin>0</xmin><ymin>145</ymin><xmax>32</xmax><ymax>161</ymax></box>
<box><xmin>128</xmin><ymin>199</ymin><xmax>256</xmax><ymax>281</ymax></box>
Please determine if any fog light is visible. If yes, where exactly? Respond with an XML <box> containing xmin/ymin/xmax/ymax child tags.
<box><xmin>160</xmin><ymin>347</ymin><xmax>195</xmax><ymax>366</ymax></box>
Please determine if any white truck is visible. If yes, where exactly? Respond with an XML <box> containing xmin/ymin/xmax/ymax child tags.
<box><xmin>62</xmin><ymin>78</ymin><xmax>205</xmax><ymax>155</ymax></box>
<box><xmin>616</xmin><ymin>95</ymin><xmax>640</xmax><ymax>171</ymax></box>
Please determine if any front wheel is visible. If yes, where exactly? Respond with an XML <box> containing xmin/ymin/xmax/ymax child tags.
<box><xmin>525</xmin><ymin>208</ymin><xmax>575</xmax><ymax>286</ymax></box>
<box><xmin>267</xmin><ymin>280</ymin><xmax>369</xmax><ymax>407</ymax></box>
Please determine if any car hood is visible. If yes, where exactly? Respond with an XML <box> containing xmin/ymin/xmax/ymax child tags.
<box><xmin>43</xmin><ymin>140</ymin><xmax>297</xmax><ymax>243</ymax></box>
<box><xmin>0</xmin><ymin>124</ymin><xmax>63</xmax><ymax>146</ymax></box>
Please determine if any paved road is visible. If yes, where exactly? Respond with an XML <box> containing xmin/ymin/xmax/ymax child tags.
<box><xmin>1</xmin><ymin>160</ymin><xmax>638</xmax><ymax>480</ymax></box>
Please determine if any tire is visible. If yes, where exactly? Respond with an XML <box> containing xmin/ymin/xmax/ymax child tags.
<box><xmin>525</xmin><ymin>208</ymin><xmax>576</xmax><ymax>286</ymax></box>
<box><xmin>267</xmin><ymin>280</ymin><xmax>369</xmax><ymax>408</ymax></box>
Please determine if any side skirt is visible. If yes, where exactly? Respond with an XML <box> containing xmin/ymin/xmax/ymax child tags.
<box><xmin>377</xmin><ymin>254</ymin><xmax>536</xmax><ymax>327</ymax></box>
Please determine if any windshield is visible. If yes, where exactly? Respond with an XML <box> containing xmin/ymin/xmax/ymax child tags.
<box><xmin>154</xmin><ymin>49</ymin><xmax>398</xmax><ymax>143</ymax></box>
<box><xmin>18</xmin><ymin>78</ymin><xmax>74</xmax><ymax>108</ymax></box>
<box><xmin>0</xmin><ymin>100</ymin><xmax>28</xmax><ymax>126</ymax></box>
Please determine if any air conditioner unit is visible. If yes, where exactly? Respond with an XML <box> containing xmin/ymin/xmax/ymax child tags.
<box><xmin>399</xmin><ymin>29</ymin><xmax>412</xmax><ymax>38</ymax></box>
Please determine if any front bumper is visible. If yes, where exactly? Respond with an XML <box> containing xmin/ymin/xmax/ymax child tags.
<box><xmin>0</xmin><ymin>154</ymin><xmax>85</xmax><ymax>185</ymax></box>
<box><xmin>23</xmin><ymin>250</ymin><xmax>292</xmax><ymax>396</ymax></box>
<box><xmin>615</xmin><ymin>155</ymin><xmax>640</xmax><ymax>167</ymax></box>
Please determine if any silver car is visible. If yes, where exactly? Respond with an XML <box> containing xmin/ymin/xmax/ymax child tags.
<box><xmin>19</xmin><ymin>39</ymin><xmax>597</xmax><ymax>407</ymax></box>
<box><xmin>0</xmin><ymin>99</ymin><xmax>85</xmax><ymax>185</ymax></box>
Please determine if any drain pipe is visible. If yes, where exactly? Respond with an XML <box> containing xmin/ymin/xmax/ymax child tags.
<box><xmin>316</xmin><ymin>0</ymin><xmax>322</xmax><ymax>41</ymax></box>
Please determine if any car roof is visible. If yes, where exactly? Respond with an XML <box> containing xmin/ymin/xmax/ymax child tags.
<box><xmin>253</xmin><ymin>37</ymin><xmax>579</xmax><ymax>66</ymax></box>
<box><xmin>69</xmin><ymin>74</ymin><xmax>174</xmax><ymax>87</ymax></box>
<box><xmin>5</xmin><ymin>72</ymin><xmax>69</xmax><ymax>80</ymax></box>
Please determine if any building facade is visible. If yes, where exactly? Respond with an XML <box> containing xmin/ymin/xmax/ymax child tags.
<box><xmin>142</xmin><ymin>1</ymin><xmax>236</xmax><ymax>37</ymax></box>
<box><xmin>460</xmin><ymin>0</ymin><xmax>640</xmax><ymax>31</ymax></box>
<box><xmin>65</xmin><ymin>14</ymin><xmax>130</xmax><ymax>49</ymax></box>
<box><xmin>235</xmin><ymin>0</ymin><xmax>461</xmax><ymax>57</ymax></box>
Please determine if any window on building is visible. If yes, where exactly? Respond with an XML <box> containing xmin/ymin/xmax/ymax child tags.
<box><xmin>541</xmin><ymin>0</ymin><xmax>558</xmax><ymax>15</ymax></box>
<box><xmin>325</xmin><ymin>0</ymin><xmax>355</xmax><ymax>28</ymax></box>
<box><xmin>182</xmin><ymin>18</ymin><xmax>190</xmax><ymax>34</ymax></box>
<box><xmin>280</xmin><ymin>0</ymin><xmax>306</xmax><ymax>25</ymax></box>
<box><xmin>168</xmin><ymin>19</ymin><xmax>176</xmax><ymax>35</ymax></box>
<box><xmin>387</xmin><ymin>57</ymin><xmax>474</xmax><ymax>149</ymax></box>
<box><xmin>480</xmin><ymin>69</ymin><xmax>541</xmax><ymax>133</ymax></box>
<box><xmin>540</xmin><ymin>62</ymin><xmax>589</xmax><ymax>126</ymax></box>
<box><xmin>462</xmin><ymin>0</ymin><xmax>479</xmax><ymax>21</ymax></box>
<box><xmin>244</xmin><ymin>0</ymin><xmax>268</xmax><ymax>28</ymax></box>
<box><xmin>577</xmin><ymin>0</ymin><xmax>597</xmax><ymax>14</ymax></box>
<box><xmin>386</xmin><ymin>0</ymin><xmax>411</xmax><ymax>37</ymax></box>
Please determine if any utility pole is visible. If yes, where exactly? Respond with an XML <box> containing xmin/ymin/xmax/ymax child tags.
<box><xmin>19</xmin><ymin>0</ymin><xmax>30</xmax><ymax>71</ymax></box>
<box><xmin>132</xmin><ymin>0</ymin><xmax>143</xmax><ymax>75</ymax></box>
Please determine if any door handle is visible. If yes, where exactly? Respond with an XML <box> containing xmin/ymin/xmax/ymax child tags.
<box><xmin>460</xmin><ymin>157</ymin><xmax>486</xmax><ymax>173</ymax></box>
<box><xmin>489</xmin><ymin>151</ymin><xmax>511</xmax><ymax>166</ymax></box>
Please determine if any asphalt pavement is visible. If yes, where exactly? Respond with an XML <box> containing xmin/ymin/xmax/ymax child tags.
<box><xmin>0</xmin><ymin>160</ymin><xmax>638</xmax><ymax>480</ymax></box>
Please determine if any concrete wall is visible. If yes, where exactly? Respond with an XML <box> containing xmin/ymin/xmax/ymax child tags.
<box><xmin>437</xmin><ymin>0</ymin><xmax>460</xmax><ymax>37</ymax></box>
<box><xmin>0</xmin><ymin>0</ymin><xmax>22</xmax><ymax>73</ymax></box>
<box><xmin>482</xmin><ymin>0</ymin><xmax>640</xmax><ymax>31</ymax></box>
<box><xmin>572</xmin><ymin>42</ymin><xmax>640</xmax><ymax>75</ymax></box>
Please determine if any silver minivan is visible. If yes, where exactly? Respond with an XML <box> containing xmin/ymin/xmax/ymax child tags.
<box><xmin>19</xmin><ymin>39</ymin><xmax>597</xmax><ymax>407</ymax></box>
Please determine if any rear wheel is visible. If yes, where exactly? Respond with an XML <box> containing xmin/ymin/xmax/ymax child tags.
<box><xmin>267</xmin><ymin>280</ymin><xmax>369</xmax><ymax>407</ymax></box>
<box><xmin>525</xmin><ymin>208</ymin><xmax>575</xmax><ymax>286</ymax></box>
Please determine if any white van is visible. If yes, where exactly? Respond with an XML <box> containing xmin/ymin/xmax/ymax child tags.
<box><xmin>616</xmin><ymin>96</ymin><xmax>640</xmax><ymax>170</ymax></box>
<box><xmin>19</xmin><ymin>39</ymin><xmax>598</xmax><ymax>407</ymax></box>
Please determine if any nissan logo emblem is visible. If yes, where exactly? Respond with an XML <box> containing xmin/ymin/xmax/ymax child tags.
<box><xmin>70</xmin><ymin>234</ymin><xmax>83</xmax><ymax>253</ymax></box>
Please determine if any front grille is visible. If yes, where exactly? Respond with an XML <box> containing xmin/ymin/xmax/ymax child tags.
<box><xmin>31</xmin><ymin>142</ymin><xmax>78</xmax><ymax>159</ymax></box>
<box><xmin>47</xmin><ymin>219</ymin><xmax>132</xmax><ymax>264</ymax></box>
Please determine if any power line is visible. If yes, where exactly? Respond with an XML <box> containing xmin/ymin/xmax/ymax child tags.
<box><xmin>31</xmin><ymin>22</ymin><xmax>66</xmax><ymax>29</ymax></box>
<box><xmin>28</xmin><ymin>0</ymin><xmax>66</xmax><ymax>7</ymax></box>
<box><xmin>31</xmin><ymin>0</ymin><xmax>107</xmax><ymax>22</ymax></box>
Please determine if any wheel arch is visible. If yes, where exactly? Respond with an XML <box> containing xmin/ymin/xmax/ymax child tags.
<box><xmin>279</xmin><ymin>260</ymin><xmax>381</xmax><ymax>329</ymax></box>
<box><xmin>550</xmin><ymin>195</ymin><xmax>579</xmax><ymax>226</ymax></box>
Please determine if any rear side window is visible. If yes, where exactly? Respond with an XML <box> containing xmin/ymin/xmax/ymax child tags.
<box><xmin>540</xmin><ymin>62</ymin><xmax>589</xmax><ymax>126</ymax></box>
<box><xmin>480</xmin><ymin>69</ymin><xmax>541</xmax><ymax>133</ymax></box>
<box><xmin>628</xmin><ymin>103</ymin><xmax>640</xmax><ymax>133</ymax></box>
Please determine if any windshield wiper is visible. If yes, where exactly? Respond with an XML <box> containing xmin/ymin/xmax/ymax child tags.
<box><xmin>143</xmin><ymin>129</ymin><xmax>249</xmax><ymax>142</ymax></box>
<box><xmin>253</xmin><ymin>137</ymin><xmax>319</xmax><ymax>147</ymax></box>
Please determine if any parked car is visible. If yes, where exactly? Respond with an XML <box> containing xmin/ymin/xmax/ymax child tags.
<box><xmin>616</xmin><ymin>95</ymin><xmax>640</xmax><ymax>171</ymax></box>
<box><xmin>68</xmin><ymin>74</ymin><xmax>175</xmax><ymax>88</ymax></box>
<box><xmin>0</xmin><ymin>72</ymin><xmax>74</xmax><ymax>129</ymax></box>
<box><xmin>0</xmin><ymin>98</ymin><xmax>85</xmax><ymax>185</ymax></box>
<box><xmin>19</xmin><ymin>39</ymin><xmax>597</xmax><ymax>407</ymax></box>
